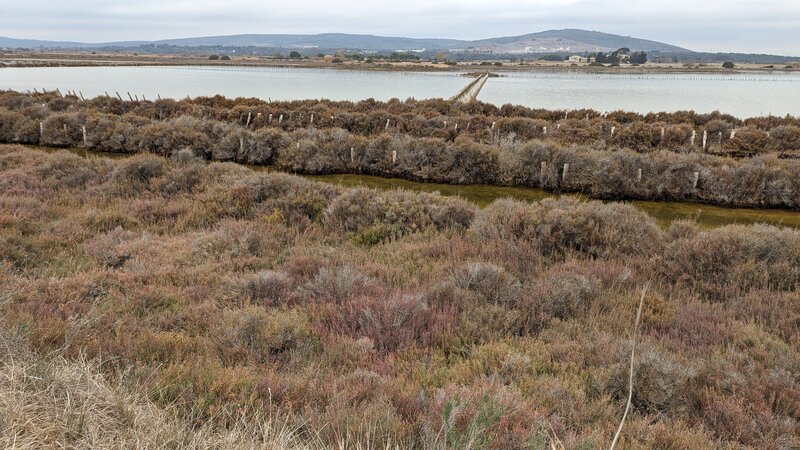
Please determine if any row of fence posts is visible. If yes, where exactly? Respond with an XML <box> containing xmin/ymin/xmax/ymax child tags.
<box><xmin>31</xmin><ymin>92</ymin><xmax>714</xmax><ymax>188</ymax></box>
<box><xmin>339</xmin><ymin>144</ymin><xmax>703</xmax><ymax>190</ymax></box>
<box><xmin>34</xmin><ymin>89</ymin><xmax>740</xmax><ymax>151</ymax></box>
<box><xmin>36</xmin><ymin>88</ymin><xmax>161</xmax><ymax>103</ymax></box>
<box><xmin>37</xmin><ymin>117</ymin><xmax>707</xmax><ymax>191</ymax></box>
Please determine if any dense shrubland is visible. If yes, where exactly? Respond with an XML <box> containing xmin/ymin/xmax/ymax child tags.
<box><xmin>1</xmin><ymin>144</ymin><xmax>798</xmax><ymax>448</ymax></box>
<box><xmin>3</xmin><ymin>90</ymin><xmax>799</xmax><ymax>154</ymax></box>
<box><xmin>1</xmin><ymin>90</ymin><xmax>800</xmax><ymax>209</ymax></box>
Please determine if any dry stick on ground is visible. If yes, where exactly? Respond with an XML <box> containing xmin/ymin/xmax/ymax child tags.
<box><xmin>609</xmin><ymin>283</ymin><xmax>650</xmax><ymax>450</ymax></box>
<box><xmin>548</xmin><ymin>424</ymin><xmax>566</xmax><ymax>450</ymax></box>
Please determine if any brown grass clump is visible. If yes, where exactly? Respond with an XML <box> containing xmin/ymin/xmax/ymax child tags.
<box><xmin>0</xmin><ymin>319</ymin><xmax>320</xmax><ymax>449</ymax></box>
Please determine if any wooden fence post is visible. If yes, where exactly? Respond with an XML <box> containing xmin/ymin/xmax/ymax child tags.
<box><xmin>82</xmin><ymin>126</ymin><xmax>87</xmax><ymax>145</ymax></box>
<box><xmin>540</xmin><ymin>161</ymin><xmax>547</xmax><ymax>182</ymax></box>
<box><xmin>392</xmin><ymin>150</ymin><xmax>397</xmax><ymax>164</ymax></box>
<box><xmin>350</xmin><ymin>147</ymin><xmax>355</xmax><ymax>163</ymax></box>
<box><xmin>127</xmin><ymin>92</ymin><xmax>134</xmax><ymax>101</ymax></box>
<box><xmin>116</xmin><ymin>92</ymin><xmax>123</xmax><ymax>101</ymax></box>
<box><xmin>691</xmin><ymin>130</ymin><xmax>697</xmax><ymax>146</ymax></box>
<box><xmin>702</xmin><ymin>130</ymin><xmax>708</xmax><ymax>150</ymax></box>
<box><xmin>385</xmin><ymin>118</ymin><xmax>390</xmax><ymax>130</ymax></box>
<box><xmin>637</xmin><ymin>168</ymin><xmax>642</xmax><ymax>182</ymax></box>
<box><xmin>562</xmin><ymin>163</ymin><xmax>569</xmax><ymax>182</ymax></box>
<box><xmin>246</xmin><ymin>112</ymin><xmax>252</xmax><ymax>127</ymax></box>
<box><xmin>692</xmin><ymin>171</ymin><xmax>699</xmax><ymax>190</ymax></box>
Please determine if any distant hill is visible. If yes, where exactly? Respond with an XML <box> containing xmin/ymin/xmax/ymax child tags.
<box><xmin>154</xmin><ymin>33</ymin><xmax>466</xmax><ymax>51</ymax></box>
<box><xmin>0</xmin><ymin>29</ymin><xmax>688</xmax><ymax>53</ymax></box>
<box><xmin>0</xmin><ymin>37</ymin><xmax>147</xmax><ymax>49</ymax></box>
<box><xmin>0</xmin><ymin>37</ymin><xmax>88</xmax><ymax>48</ymax></box>
<box><xmin>473</xmin><ymin>29</ymin><xmax>690</xmax><ymax>53</ymax></box>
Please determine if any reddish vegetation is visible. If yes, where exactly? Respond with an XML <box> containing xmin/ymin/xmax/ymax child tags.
<box><xmin>1</xmin><ymin>144</ymin><xmax>798</xmax><ymax>448</ymax></box>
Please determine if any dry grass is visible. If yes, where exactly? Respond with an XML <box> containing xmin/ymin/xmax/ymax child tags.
<box><xmin>0</xmin><ymin>144</ymin><xmax>798</xmax><ymax>449</ymax></box>
<box><xmin>0</xmin><ymin>323</ymin><xmax>322</xmax><ymax>449</ymax></box>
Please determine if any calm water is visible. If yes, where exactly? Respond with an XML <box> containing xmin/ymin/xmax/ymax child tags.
<box><xmin>2</xmin><ymin>66</ymin><xmax>800</xmax><ymax>117</ymax></box>
<box><xmin>481</xmin><ymin>72</ymin><xmax>800</xmax><ymax>118</ymax></box>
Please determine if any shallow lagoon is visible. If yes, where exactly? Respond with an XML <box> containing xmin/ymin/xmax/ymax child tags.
<box><xmin>3</xmin><ymin>66</ymin><xmax>800</xmax><ymax>117</ymax></box>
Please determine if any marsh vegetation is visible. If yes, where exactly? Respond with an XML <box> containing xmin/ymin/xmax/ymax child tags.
<box><xmin>1</xmin><ymin>144</ymin><xmax>798</xmax><ymax>448</ymax></box>
<box><xmin>2</xmin><ymin>90</ymin><xmax>800</xmax><ymax>209</ymax></box>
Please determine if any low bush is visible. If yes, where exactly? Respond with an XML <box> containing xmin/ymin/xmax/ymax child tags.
<box><xmin>242</xmin><ymin>270</ymin><xmax>292</xmax><ymax>306</ymax></box>
<box><xmin>446</xmin><ymin>262</ymin><xmax>522</xmax><ymax>306</ymax></box>
<box><xmin>612</xmin><ymin>121</ymin><xmax>661</xmax><ymax>152</ymax></box>
<box><xmin>722</xmin><ymin>127</ymin><xmax>775</xmax><ymax>156</ymax></box>
<box><xmin>471</xmin><ymin>197</ymin><xmax>663</xmax><ymax>258</ymax></box>
<box><xmin>770</xmin><ymin>125</ymin><xmax>800</xmax><ymax>152</ymax></box>
<box><xmin>315</xmin><ymin>292</ymin><xmax>451</xmax><ymax>353</ymax></box>
<box><xmin>324</xmin><ymin>188</ymin><xmax>476</xmax><ymax>239</ymax></box>
<box><xmin>301</xmin><ymin>265</ymin><xmax>378</xmax><ymax>303</ymax></box>
<box><xmin>109</xmin><ymin>153</ymin><xmax>168</xmax><ymax>184</ymax></box>
<box><xmin>661</xmin><ymin>224</ymin><xmax>800</xmax><ymax>300</ymax></box>
<box><xmin>525</xmin><ymin>268</ymin><xmax>597</xmax><ymax>326</ymax></box>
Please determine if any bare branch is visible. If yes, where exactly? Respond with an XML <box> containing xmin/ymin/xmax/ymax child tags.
<box><xmin>609</xmin><ymin>283</ymin><xmax>650</xmax><ymax>450</ymax></box>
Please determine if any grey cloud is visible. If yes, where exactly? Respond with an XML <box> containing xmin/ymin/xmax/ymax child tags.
<box><xmin>1</xmin><ymin>0</ymin><xmax>798</xmax><ymax>55</ymax></box>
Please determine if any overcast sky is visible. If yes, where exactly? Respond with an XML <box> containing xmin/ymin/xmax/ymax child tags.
<box><xmin>3</xmin><ymin>0</ymin><xmax>799</xmax><ymax>55</ymax></box>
